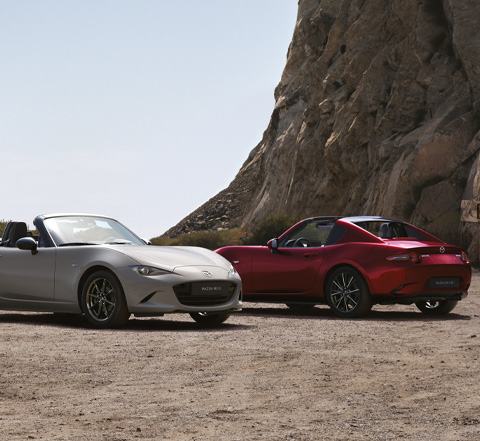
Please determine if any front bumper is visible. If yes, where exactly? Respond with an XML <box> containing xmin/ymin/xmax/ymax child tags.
<box><xmin>115</xmin><ymin>265</ymin><xmax>243</xmax><ymax>314</ymax></box>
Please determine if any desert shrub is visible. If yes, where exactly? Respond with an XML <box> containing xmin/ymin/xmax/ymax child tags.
<box><xmin>244</xmin><ymin>214</ymin><xmax>298</xmax><ymax>245</ymax></box>
<box><xmin>175</xmin><ymin>230</ymin><xmax>223</xmax><ymax>249</ymax></box>
<box><xmin>0</xmin><ymin>221</ymin><xmax>7</xmax><ymax>237</ymax></box>
<box><xmin>150</xmin><ymin>228</ymin><xmax>244</xmax><ymax>250</ymax></box>
<box><xmin>151</xmin><ymin>214</ymin><xmax>299</xmax><ymax>249</ymax></box>
<box><xmin>150</xmin><ymin>236</ymin><xmax>180</xmax><ymax>246</ymax></box>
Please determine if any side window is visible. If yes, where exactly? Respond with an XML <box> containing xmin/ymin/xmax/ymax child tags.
<box><xmin>283</xmin><ymin>222</ymin><xmax>333</xmax><ymax>247</ymax></box>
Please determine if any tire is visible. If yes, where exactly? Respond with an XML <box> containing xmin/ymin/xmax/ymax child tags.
<box><xmin>415</xmin><ymin>299</ymin><xmax>458</xmax><ymax>315</ymax></box>
<box><xmin>325</xmin><ymin>266</ymin><xmax>372</xmax><ymax>318</ymax></box>
<box><xmin>189</xmin><ymin>312</ymin><xmax>230</xmax><ymax>326</ymax></box>
<box><xmin>81</xmin><ymin>270</ymin><xmax>130</xmax><ymax>328</ymax></box>
<box><xmin>285</xmin><ymin>303</ymin><xmax>315</xmax><ymax>311</ymax></box>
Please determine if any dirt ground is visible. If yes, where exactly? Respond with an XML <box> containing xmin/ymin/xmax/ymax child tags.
<box><xmin>1</xmin><ymin>272</ymin><xmax>479</xmax><ymax>441</ymax></box>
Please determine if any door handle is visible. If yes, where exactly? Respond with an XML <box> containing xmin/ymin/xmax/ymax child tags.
<box><xmin>304</xmin><ymin>252</ymin><xmax>319</xmax><ymax>258</ymax></box>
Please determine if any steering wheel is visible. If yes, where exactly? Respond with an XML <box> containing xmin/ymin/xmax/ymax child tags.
<box><xmin>293</xmin><ymin>238</ymin><xmax>311</xmax><ymax>247</ymax></box>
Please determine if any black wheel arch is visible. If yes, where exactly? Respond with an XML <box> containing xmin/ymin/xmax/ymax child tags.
<box><xmin>322</xmin><ymin>263</ymin><xmax>371</xmax><ymax>298</ymax></box>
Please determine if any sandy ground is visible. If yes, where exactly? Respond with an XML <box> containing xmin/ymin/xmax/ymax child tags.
<box><xmin>0</xmin><ymin>272</ymin><xmax>479</xmax><ymax>441</ymax></box>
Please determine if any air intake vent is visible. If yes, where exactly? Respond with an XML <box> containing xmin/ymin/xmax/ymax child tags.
<box><xmin>173</xmin><ymin>281</ymin><xmax>236</xmax><ymax>306</ymax></box>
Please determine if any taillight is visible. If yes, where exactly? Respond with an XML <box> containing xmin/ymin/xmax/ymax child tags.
<box><xmin>386</xmin><ymin>251</ymin><xmax>421</xmax><ymax>263</ymax></box>
<box><xmin>461</xmin><ymin>251</ymin><xmax>469</xmax><ymax>264</ymax></box>
<box><xmin>408</xmin><ymin>252</ymin><xmax>421</xmax><ymax>263</ymax></box>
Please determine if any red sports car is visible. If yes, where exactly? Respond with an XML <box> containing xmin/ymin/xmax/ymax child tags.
<box><xmin>215</xmin><ymin>216</ymin><xmax>471</xmax><ymax>318</ymax></box>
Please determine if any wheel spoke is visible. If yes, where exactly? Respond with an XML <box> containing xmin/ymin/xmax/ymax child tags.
<box><xmin>332</xmin><ymin>279</ymin><xmax>344</xmax><ymax>292</ymax></box>
<box><xmin>332</xmin><ymin>295</ymin><xmax>343</xmax><ymax>309</ymax></box>
<box><xmin>96</xmin><ymin>301</ymin><xmax>104</xmax><ymax>318</ymax></box>
<box><xmin>345</xmin><ymin>293</ymin><xmax>358</xmax><ymax>308</ymax></box>
<box><xmin>92</xmin><ymin>281</ymin><xmax>101</xmax><ymax>294</ymax></box>
<box><xmin>101</xmin><ymin>303</ymin><xmax>109</xmax><ymax>318</ymax></box>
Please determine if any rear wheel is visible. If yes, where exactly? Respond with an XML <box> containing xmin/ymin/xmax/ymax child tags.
<box><xmin>81</xmin><ymin>271</ymin><xmax>130</xmax><ymax>328</ymax></box>
<box><xmin>325</xmin><ymin>266</ymin><xmax>372</xmax><ymax>318</ymax></box>
<box><xmin>415</xmin><ymin>299</ymin><xmax>458</xmax><ymax>315</ymax></box>
<box><xmin>189</xmin><ymin>312</ymin><xmax>230</xmax><ymax>326</ymax></box>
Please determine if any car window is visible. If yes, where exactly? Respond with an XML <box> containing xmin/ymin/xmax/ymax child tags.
<box><xmin>283</xmin><ymin>222</ymin><xmax>333</xmax><ymax>247</ymax></box>
<box><xmin>353</xmin><ymin>221</ymin><xmax>425</xmax><ymax>240</ymax></box>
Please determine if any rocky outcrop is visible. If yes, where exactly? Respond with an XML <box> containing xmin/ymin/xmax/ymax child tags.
<box><xmin>166</xmin><ymin>0</ymin><xmax>480</xmax><ymax>258</ymax></box>
<box><xmin>165</xmin><ymin>164</ymin><xmax>259</xmax><ymax>235</ymax></box>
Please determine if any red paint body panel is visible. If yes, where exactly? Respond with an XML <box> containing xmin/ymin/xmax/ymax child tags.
<box><xmin>215</xmin><ymin>217</ymin><xmax>471</xmax><ymax>307</ymax></box>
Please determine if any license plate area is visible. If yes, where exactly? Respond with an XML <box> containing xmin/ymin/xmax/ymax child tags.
<box><xmin>192</xmin><ymin>281</ymin><xmax>231</xmax><ymax>296</ymax></box>
<box><xmin>429</xmin><ymin>277</ymin><xmax>460</xmax><ymax>289</ymax></box>
<box><xmin>173</xmin><ymin>281</ymin><xmax>236</xmax><ymax>306</ymax></box>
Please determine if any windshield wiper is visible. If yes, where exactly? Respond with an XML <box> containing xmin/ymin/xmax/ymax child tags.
<box><xmin>58</xmin><ymin>242</ymin><xmax>98</xmax><ymax>247</ymax></box>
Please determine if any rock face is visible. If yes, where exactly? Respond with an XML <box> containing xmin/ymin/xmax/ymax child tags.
<box><xmin>166</xmin><ymin>0</ymin><xmax>480</xmax><ymax>258</ymax></box>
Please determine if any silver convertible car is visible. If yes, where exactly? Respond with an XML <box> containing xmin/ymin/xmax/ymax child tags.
<box><xmin>0</xmin><ymin>214</ymin><xmax>242</xmax><ymax>328</ymax></box>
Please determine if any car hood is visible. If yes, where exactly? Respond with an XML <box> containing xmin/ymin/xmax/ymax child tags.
<box><xmin>109</xmin><ymin>245</ymin><xmax>232</xmax><ymax>272</ymax></box>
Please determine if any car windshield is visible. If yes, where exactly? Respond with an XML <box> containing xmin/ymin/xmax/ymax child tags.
<box><xmin>44</xmin><ymin>216</ymin><xmax>145</xmax><ymax>246</ymax></box>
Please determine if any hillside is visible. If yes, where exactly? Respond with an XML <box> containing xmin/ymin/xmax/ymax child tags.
<box><xmin>166</xmin><ymin>0</ymin><xmax>480</xmax><ymax>259</ymax></box>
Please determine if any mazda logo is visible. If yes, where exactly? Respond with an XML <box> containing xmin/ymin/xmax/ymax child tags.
<box><xmin>201</xmin><ymin>271</ymin><xmax>213</xmax><ymax>278</ymax></box>
<box><xmin>440</xmin><ymin>246</ymin><xmax>445</xmax><ymax>254</ymax></box>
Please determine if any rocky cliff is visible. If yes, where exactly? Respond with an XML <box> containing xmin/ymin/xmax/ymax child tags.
<box><xmin>166</xmin><ymin>0</ymin><xmax>480</xmax><ymax>258</ymax></box>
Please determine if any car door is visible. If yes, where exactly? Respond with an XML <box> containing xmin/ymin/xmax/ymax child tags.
<box><xmin>0</xmin><ymin>247</ymin><xmax>56</xmax><ymax>303</ymax></box>
<box><xmin>251</xmin><ymin>246</ymin><xmax>324</xmax><ymax>293</ymax></box>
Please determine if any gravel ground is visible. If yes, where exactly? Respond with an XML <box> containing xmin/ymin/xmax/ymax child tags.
<box><xmin>0</xmin><ymin>271</ymin><xmax>479</xmax><ymax>441</ymax></box>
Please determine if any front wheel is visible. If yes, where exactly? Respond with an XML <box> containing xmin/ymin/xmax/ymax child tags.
<box><xmin>325</xmin><ymin>267</ymin><xmax>372</xmax><ymax>318</ymax></box>
<box><xmin>81</xmin><ymin>271</ymin><xmax>130</xmax><ymax>328</ymax></box>
<box><xmin>189</xmin><ymin>312</ymin><xmax>230</xmax><ymax>326</ymax></box>
<box><xmin>415</xmin><ymin>299</ymin><xmax>458</xmax><ymax>315</ymax></box>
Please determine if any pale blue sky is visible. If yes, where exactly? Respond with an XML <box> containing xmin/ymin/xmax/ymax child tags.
<box><xmin>0</xmin><ymin>1</ymin><xmax>297</xmax><ymax>238</ymax></box>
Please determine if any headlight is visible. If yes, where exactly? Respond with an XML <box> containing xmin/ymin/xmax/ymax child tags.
<box><xmin>228</xmin><ymin>264</ymin><xmax>237</xmax><ymax>276</ymax></box>
<box><xmin>132</xmin><ymin>266</ymin><xmax>171</xmax><ymax>276</ymax></box>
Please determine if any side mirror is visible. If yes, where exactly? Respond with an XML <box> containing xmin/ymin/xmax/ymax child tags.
<box><xmin>267</xmin><ymin>238</ymin><xmax>279</xmax><ymax>253</ymax></box>
<box><xmin>16</xmin><ymin>237</ymin><xmax>38</xmax><ymax>255</ymax></box>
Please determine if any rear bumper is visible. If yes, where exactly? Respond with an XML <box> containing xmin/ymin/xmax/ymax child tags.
<box><xmin>369</xmin><ymin>261</ymin><xmax>470</xmax><ymax>298</ymax></box>
<box><xmin>375</xmin><ymin>290</ymin><xmax>467</xmax><ymax>305</ymax></box>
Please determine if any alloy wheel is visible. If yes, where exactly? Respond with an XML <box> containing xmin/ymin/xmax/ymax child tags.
<box><xmin>85</xmin><ymin>277</ymin><xmax>116</xmax><ymax>322</ymax></box>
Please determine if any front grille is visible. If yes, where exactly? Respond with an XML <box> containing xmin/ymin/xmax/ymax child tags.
<box><xmin>173</xmin><ymin>281</ymin><xmax>237</xmax><ymax>306</ymax></box>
